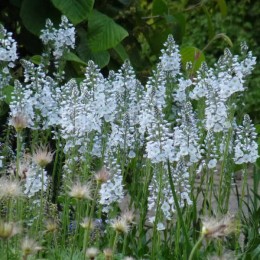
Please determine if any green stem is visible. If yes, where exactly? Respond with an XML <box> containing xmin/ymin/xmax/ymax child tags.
<box><xmin>83</xmin><ymin>184</ymin><xmax>99</xmax><ymax>253</ymax></box>
<box><xmin>72</xmin><ymin>200</ymin><xmax>82</xmax><ymax>256</ymax></box>
<box><xmin>167</xmin><ymin>160</ymin><xmax>191</xmax><ymax>253</ymax></box>
<box><xmin>188</xmin><ymin>235</ymin><xmax>204</xmax><ymax>260</ymax></box>
<box><xmin>239</xmin><ymin>165</ymin><xmax>248</xmax><ymax>212</ymax></box>
<box><xmin>218</xmin><ymin>128</ymin><xmax>232</xmax><ymax>212</ymax></box>
<box><xmin>52</xmin><ymin>133</ymin><xmax>61</xmax><ymax>203</ymax></box>
<box><xmin>112</xmin><ymin>232</ymin><xmax>119</xmax><ymax>256</ymax></box>
<box><xmin>151</xmin><ymin>164</ymin><xmax>163</xmax><ymax>259</ymax></box>
<box><xmin>16</xmin><ymin>131</ymin><xmax>22</xmax><ymax>179</ymax></box>
<box><xmin>37</xmin><ymin>167</ymin><xmax>45</xmax><ymax>232</ymax></box>
<box><xmin>122</xmin><ymin>233</ymin><xmax>128</xmax><ymax>255</ymax></box>
<box><xmin>137</xmin><ymin>162</ymin><xmax>152</xmax><ymax>254</ymax></box>
<box><xmin>6</xmin><ymin>240</ymin><xmax>9</xmax><ymax>260</ymax></box>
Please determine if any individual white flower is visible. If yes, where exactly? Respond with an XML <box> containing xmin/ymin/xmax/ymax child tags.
<box><xmin>208</xmin><ymin>159</ymin><xmax>217</xmax><ymax>169</ymax></box>
<box><xmin>148</xmin><ymin>216</ymin><xmax>156</xmax><ymax>224</ymax></box>
<box><xmin>157</xmin><ymin>222</ymin><xmax>166</xmax><ymax>231</ymax></box>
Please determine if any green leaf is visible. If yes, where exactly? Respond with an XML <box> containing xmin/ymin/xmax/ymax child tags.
<box><xmin>2</xmin><ymin>85</ymin><xmax>14</xmax><ymax>105</ymax></box>
<box><xmin>180</xmin><ymin>46</ymin><xmax>205</xmax><ymax>71</ymax></box>
<box><xmin>77</xmin><ymin>29</ymin><xmax>110</xmax><ymax>68</ymax></box>
<box><xmin>30</xmin><ymin>55</ymin><xmax>42</xmax><ymax>65</ymax></box>
<box><xmin>152</xmin><ymin>0</ymin><xmax>168</xmax><ymax>15</ymax></box>
<box><xmin>0</xmin><ymin>101</ymin><xmax>9</xmax><ymax>117</ymax></box>
<box><xmin>64</xmin><ymin>52</ymin><xmax>88</xmax><ymax>66</ymax></box>
<box><xmin>255</xmin><ymin>124</ymin><xmax>260</xmax><ymax>134</ymax></box>
<box><xmin>217</xmin><ymin>0</ymin><xmax>227</xmax><ymax>17</ymax></box>
<box><xmin>202</xmin><ymin>6</ymin><xmax>214</xmax><ymax>39</ymax></box>
<box><xmin>51</xmin><ymin>0</ymin><xmax>94</xmax><ymax>25</ymax></box>
<box><xmin>20</xmin><ymin>0</ymin><xmax>60</xmax><ymax>35</ymax></box>
<box><xmin>87</xmin><ymin>10</ymin><xmax>128</xmax><ymax>52</ymax></box>
<box><xmin>113</xmin><ymin>43</ymin><xmax>129</xmax><ymax>62</ymax></box>
<box><xmin>164</xmin><ymin>13</ymin><xmax>186</xmax><ymax>43</ymax></box>
<box><xmin>215</xmin><ymin>33</ymin><xmax>233</xmax><ymax>47</ymax></box>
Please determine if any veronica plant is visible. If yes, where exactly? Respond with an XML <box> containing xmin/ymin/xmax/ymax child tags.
<box><xmin>0</xmin><ymin>16</ymin><xmax>258</xmax><ymax>260</ymax></box>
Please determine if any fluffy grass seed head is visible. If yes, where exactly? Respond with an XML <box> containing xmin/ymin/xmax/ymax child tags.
<box><xmin>9</xmin><ymin>113</ymin><xmax>28</xmax><ymax>132</ymax></box>
<box><xmin>95</xmin><ymin>167</ymin><xmax>110</xmax><ymax>184</ymax></box>
<box><xmin>8</xmin><ymin>154</ymin><xmax>31</xmax><ymax>179</ymax></box>
<box><xmin>0</xmin><ymin>177</ymin><xmax>23</xmax><ymax>199</ymax></box>
<box><xmin>21</xmin><ymin>237</ymin><xmax>42</xmax><ymax>256</ymax></box>
<box><xmin>201</xmin><ymin>214</ymin><xmax>238</xmax><ymax>239</ymax></box>
<box><xmin>103</xmin><ymin>248</ymin><xmax>113</xmax><ymax>260</ymax></box>
<box><xmin>0</xmin><ymin>221</ymin><xmax>21</xmax><ymax>240</ymax></box>
<box><xmin>121</xmin><ymin>210</ymin><xmax>135</xmax><ymax>224</ymax></box>
<box><xmin>111</xmin><ymin>217</ymin><xmax>129</xmax><ymax>234</ymax></box>
<box><xmin>86</xmin><ymin>247</ymin><xmax>99</xmax><ymax>259</ymax></box>
<box><xmin>45</xmin><ymin>219</ymin><xmax>59</xmax><ymax>233</ymax></box>
<box><xmin>68</xmin><ymin>181</ymin><xmax>92</xmax><ymax>200</ymax></box>
<box><xmin>80</xmin><ymin>217</ymin><xmax>95</xmax><ymax>230</ymax></box>
<box><xmin>31</xmin><ymin>144</ymin><xmax>54</xmax><ymax>168</ymax></box>
<box><xmin>208</xmin><ymin>251</ymin><xmax>236</xmax><ymax>260</ymax></box>
<box><xmin>124</xmin><ymin>257</ymin><xmax>135</xmax><ymax>260</ymax></box>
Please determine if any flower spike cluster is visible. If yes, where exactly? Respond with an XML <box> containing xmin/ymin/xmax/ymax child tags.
<box><xmin>4</xmin><ymin>16</ymin><xmax>257</xmax><ymax>222</ymax></box>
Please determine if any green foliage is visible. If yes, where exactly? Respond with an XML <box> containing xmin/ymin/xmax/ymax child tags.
<box><xmin>20</xmin><ymin>0</ymin><xmax>61</xmax><ymax>35</ymax></box>
<box><xmin>51</xmin><ymin>0</ymin><xmax>94</xmax><ymax>25</ymax></box>
<box><xmin>87</xmin><ymin>10</ymin><xmax>128</xmax><ymax>52</ymax></box>
<box><xmin>0</xmin><ymin>0</ymin><xmax>130</xmax><ymax>71</ymax></box>
<box><xmin>2</xmin><ymin>85</ymin><xmax>13</xmax><ymax>105</ymax></box>
<box><xmin>180</xmin><ymin>46</ymin><xmax>205</xmax><ymax>72</ymax></box>
<box><xmin>77</xmin><ymin>28</ymin><xmax>111</xmax><ymax>68</ymax></box>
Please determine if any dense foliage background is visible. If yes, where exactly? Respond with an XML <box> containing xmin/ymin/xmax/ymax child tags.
<box><xmin>0</xmin><ymin>0</ymin><xmax>259</xmax><ymax>119</ymax></box>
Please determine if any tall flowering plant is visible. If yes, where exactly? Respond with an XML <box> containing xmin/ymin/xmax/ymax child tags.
<box><xmin>0</xmin><ymin>16</ymin><xmax>258</xmax><ymax>260</ymax></box>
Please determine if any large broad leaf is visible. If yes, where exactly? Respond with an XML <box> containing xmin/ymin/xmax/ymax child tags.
<box><xmin>20</xmin><ymin>0</ymin><xmax>60</xmax><ymax>35</ymax></box>
<box><xmin>152</xmin><ymin>0</ymin><xmax>168</xmax><ymax>15</ymax></box>
<box><xmin>87</xmin><ymin>10</ymin><xmax>128</xmax><ymax>52</ymax></box>
<box><xmin>180</xmin><ymin>46</ymin><xmax>205</xmax><ymax>72</ymax></box>
<box><xmin>51</xmin><ymin>0</ymin><xmax>94</xmax><ymax>25</ymax></box>
<box><xmin>77</xmin><ymin>29</ymin><xmax>110</xmax><ymax>68</ymax></box>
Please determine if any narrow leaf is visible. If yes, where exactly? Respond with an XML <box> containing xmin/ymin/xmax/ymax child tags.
<box><xmin>113</xmin><ymin>43</ymin><xmax>129</xmax><ymax>62</ymax></box>
<box><xmin>214</xmin><ymin>33</ymin><xmax>233</xmax><ymax>47</ymax></box>
<box><xmin>64</xmin><ymin>52</ymin><xmax>87</xmax><ymax>66</ymax></box>
<box><xmin>217</xmin><ymin>0</ymin><xmax>227</xmax><ymax>17</ymax></box>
